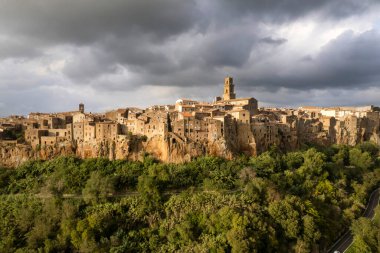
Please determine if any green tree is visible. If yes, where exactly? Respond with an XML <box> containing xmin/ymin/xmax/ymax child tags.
<box><xmin>250</xmin><ymin>151</ymin><xmax>281</xmax><ymax>177</ymax></box>
<box><xmin>349</xmin><ymin>148</ymin><xmax>373</xmax><ymax>171</ymax></box>
<box><xmin>268</xmin><ymin>196</ymin><xmax>303</xmax><ymax>239</ymax></box>
<box><xmin>82</xmin><ymin>171</ymin><xmax>115</xmax><ymax>204</ymax></box>
<box><xmin>284</xmin><ymin>151</ymin><xmax>304</xmax><ymax>170</ymax></box>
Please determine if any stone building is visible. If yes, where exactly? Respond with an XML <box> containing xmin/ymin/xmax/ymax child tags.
<box><xmin>84</xmin><ymin>122</ymin><xmax>96</xmax><ymax>142</ymax></box>
<box><xmin>105</xmin><ymin>108</ymin><xmax>128</xmax><ymax>122</ymax></box>
<box><xmin>173</xmin><ymin>117</ymin><xmax>209</xmax><ymax>142</ymax></box>
<box><xmin>73</xmin><ymin>112</ymin><xmax>86</xmax><ymax>123</ymax></box>
<box><xmin>213</xmin><ymin>77</ymin><xmax>258</xmax><ymax>115</ymax></box>
<box><xmin>95</xmin><ymin>122</ymin><xmax>119</xmax><ymax>142</ymax></box>
<box><xmin>175</xmin><ymin>99</ymin><xmax>199</xmax><ymax>113</ymax></box>
<box><xmin>25</xmin><ymin>129</ymin><xmax>49</xmax><ymax>148</ymax></box>
<box><xmin>229</xmin><ymin>109</ymin><xmax>250</xmax><ymax>124</ymax></box>
<box><xmin>2</xmin><ymin>75</ymin><xmax>380</xmax><ymax>166</ymax></box>
<box><xmin>41</xmin><ymin>136</ymin><xmax>57</xmax><ymax>146</ymax></box>
<box><xmin>72</xmin><ymin>123</ymin><xmax>84</xmax><ymax>142</ymax></box>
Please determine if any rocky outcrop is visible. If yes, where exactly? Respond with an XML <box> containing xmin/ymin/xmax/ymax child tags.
<box><xmin>144</xmin><ymin>135</ymin><xmax>235</xmax><ymax>163</ymax></box>
<box><xmin>335</xmin><ymin>117</ymin><xmax>380</xmax><ymax>146</ymax></box>
<box><xmin>1</xmin><ymin>115</ymin><xmax>379</xmax><ymax>168</ymax></box>
<box><xmin>0</xmin><ymin>143</ymin><xmax>76</xmax><ymax>167</ymax></box>
<box><xmin>0</xmin><ymin>144</ymin><xmax>34</xmax><ymax>167</ymax></box>
<box><xmin>0</xmin><ymin>134</ymin><xmax>236</xmax><ymax>167</ymax></box>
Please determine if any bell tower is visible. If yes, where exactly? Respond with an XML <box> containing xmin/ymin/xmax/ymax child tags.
<box><xmin>223</xmin><ymin>76</ymin><xmax>236</xmax><ymax>100</ymax></box>
<box><xmin>79</xmin><ymin>103</ymin><xmax>84</xmax><ymax>113</ymax></box>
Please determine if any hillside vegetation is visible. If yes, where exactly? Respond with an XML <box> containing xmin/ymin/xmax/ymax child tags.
<box><xmin>348</xmin><ymin>206</ymin><xmax>380</xmax><ymax>252</ymax></box>
<box><xmin>0</xmin><ymin>143</ymin><xmax>380</xmax><ymax>252</ymax></box>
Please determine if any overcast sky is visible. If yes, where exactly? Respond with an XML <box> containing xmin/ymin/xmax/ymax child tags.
<box><xmin>1</xmin><ymin>0</ymin><xmax>380</xmax><ymax>116</ymax></box>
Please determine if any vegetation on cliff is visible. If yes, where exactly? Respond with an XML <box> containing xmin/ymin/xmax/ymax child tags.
<box><xmin>0</xmin><ymin>142</ymin><xmax>379</xmax><ymax>252</ymax></box>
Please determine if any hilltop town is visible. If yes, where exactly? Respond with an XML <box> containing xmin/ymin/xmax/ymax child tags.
<box><xmin>1</xmin><ymin>77</ymin><xmax>379</xmax><ymax>166</ymax></box>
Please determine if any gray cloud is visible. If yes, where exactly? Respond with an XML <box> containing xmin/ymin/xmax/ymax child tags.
<box><xmin>0</xmin><ymin>37</ymin><xmax>41</xmax><ymax>59</ymax></box>
<box><xmin>241</xmin><ymin>29</ymin><xmax>380</xmax><ymax>90</ymax></box>
<box><xmin>0</xmin><ymin>0</ymin><xmax>201</xmax><ymax>45</ymax></box>
<box><xmin>259</xmin><ymin>37</ymin><xmax>287</xmax><ymax>45</ymax></box>
<box><xmin>208</xmin><ymin>0</ymin><xmax>375</xmax><ymax>24</ymax></box>
<box><xmin>0</xmin><ymin>0</ymin><xmax>379</xmax><ymax>115</ymax></box>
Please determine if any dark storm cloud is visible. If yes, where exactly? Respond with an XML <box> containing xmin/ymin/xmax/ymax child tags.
<box><xmin>0</xmin><ymin>0</ymin><xmax>201</xmax><ymax>45</ymax></box>
<box><xmin>0</xmin><ymin>0</ymin><xmax>380</xmax><ymax>115</ymax></box>
<box><xmin>210</xmin><ymin>0</ymin><xmax>374</xmax><ymax>23</ymax></box>
<box><xmin>198</xmin><ymin>31</ymin><xmax>257</xmax><ymax>68</ymax></box>
<box><xmin>57</xmin><ymin>0</ymin><xmax>378</xmax><ymax>88</ymax></box>
<box><xmin>240</xmin><ymin>29</ymin><xmax>380</xmax><ymax>91</ymax></box>
<box><xmin>0</xmin><ymin>0</ymin><xmax>203</xmax><ymax>81</ymax></box>
<box><xmin>62</xmin><ymin>34</ymin><xmax>175</xmax><ymax>82</ymax></box>
<box><xmin>313</xmin><ymin>30</ymin><xmax>380</xmax><ymax>88</ymax></box>
<box><xmin>0</xmin><ymin>0</ymin><xmax>376</xmax><ymax>69</ymax></box>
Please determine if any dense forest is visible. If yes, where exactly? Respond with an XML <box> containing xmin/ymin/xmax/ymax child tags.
<box><xmin>349</xmin><ymin>206</ymin><xmax>380</xmax><ymax>252</ymax></box>
<box><xmin>0</xmin><ymin>142</ymin><xmax>379</xmax><ymax>252</ymax></box>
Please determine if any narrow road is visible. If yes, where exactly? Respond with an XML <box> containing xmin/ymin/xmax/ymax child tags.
<box><xmin>328</xmin><ymin>188</ymin><xmax>380</xmax><ymax>253</ymax></box>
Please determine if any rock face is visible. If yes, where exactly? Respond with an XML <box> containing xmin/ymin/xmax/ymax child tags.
<box><xmin>0</xmin><ymin>135</ymin><xmax>236</xmax><ymax>167</ymax></box>
<box><xmin>1</xmin><ymin>115</ymin><xmax>379</xmax><ymax>168</ymax></box>
<box><xmin>0</xmin><ymin>144</ymin><xmax>34</xmax><ymax>167</ymax></box>
<box><xmin>0</xmin><ymin>143</ymin><xmax>76</xmax><ymax>167</ymax></box>
<box><xmin>335</xmin><ymin>116</ymin><xmax>380</xmax><ymax>146</ymax></box>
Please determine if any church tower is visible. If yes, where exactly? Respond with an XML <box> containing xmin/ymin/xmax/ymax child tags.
<box><xmin>79</xmin><ymin>103</ymin><xmax>84</xmax><ymax>113</ymax></box>
<box><xmin>223</xmin><ymin>76</ymin><xmax>236</xmax><ymax>100</ymax></box>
